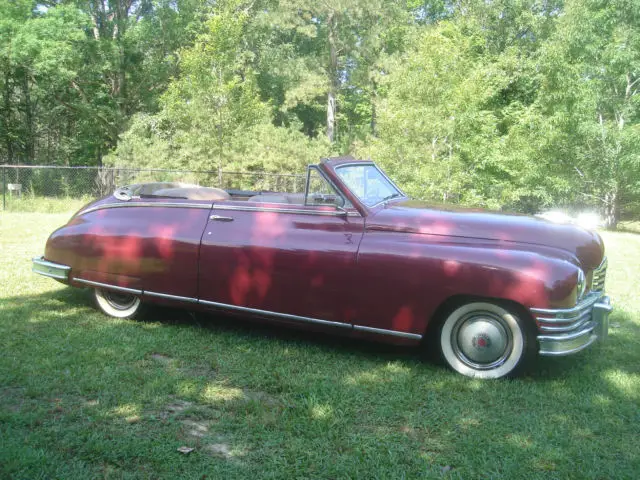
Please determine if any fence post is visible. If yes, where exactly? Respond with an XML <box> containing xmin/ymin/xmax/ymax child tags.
<box><xmin>2</xmin><ymin>166</ymin><xmax>5</xmax><ymax>211</ymax></box>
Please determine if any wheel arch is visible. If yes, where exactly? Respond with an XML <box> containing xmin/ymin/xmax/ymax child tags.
<box><xmin>423</xmin><ymin>293</ymin><xmax>537</xmax><ymax>343</ymax></box>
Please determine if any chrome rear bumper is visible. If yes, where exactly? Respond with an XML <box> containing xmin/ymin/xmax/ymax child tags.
<box><xmin>531</xmin><ymin>293</ymin><xmax>612</xmax><ymax>356</ymax></box>
<box><xmin>32</xmin><ymin>256</ymin><xmax>71</xmax><ymax>282</ymax></box>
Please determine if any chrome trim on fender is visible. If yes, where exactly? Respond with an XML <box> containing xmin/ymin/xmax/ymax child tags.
<box><xmin>72</xmin><ymin>277</ymin><xmax>143</xmax><ymax>295</ymax></box>
<box><xmin>32</xmin><ymin>256</ymin><xmax>71</xmax><ymax>281</ymax></box>
<box><xmin>78</xmin><ymin>201</ymin><xmax>213</xmax><ymax>216</ymax></box>
<box><xmin>353</xmin><ymin>324</ymin><xmax>423</xmax><ymax>340</ymax></box>
<box><xmin>144</xmin><ymin>291</ymin><xmax>198</xmax><ymax>303</ymax></box>
<box><xmin>213</xmin><ymin>203</ymin><xmax>361</xmax><ymax>217</ymax></box>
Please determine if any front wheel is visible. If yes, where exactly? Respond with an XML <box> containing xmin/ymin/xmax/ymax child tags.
<box><xmin>94</xmin><ymin>288</ymin><xmax>142</xmax><ymax>319</ymax></box>
<box><xmin>439</xmin><ymin>302</ymin><xmax>536</xmax><ymax>379</ymax></box>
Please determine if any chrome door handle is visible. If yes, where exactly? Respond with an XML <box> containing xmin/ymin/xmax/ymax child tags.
<box><xmin>209</xmin><ymin>215</ymin><xmax>234</xmax><ymax>222</ymax></box>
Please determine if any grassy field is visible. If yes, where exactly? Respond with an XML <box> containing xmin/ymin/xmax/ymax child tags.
<box><xmin>1</xmin><ymin>212</ymin><xmax>639</xmax><ymax>479</ymax></box>
<box><xmin>1</xmin><ymin>195</ymin><xmax>92</xmax><ymax>214</ymax></box>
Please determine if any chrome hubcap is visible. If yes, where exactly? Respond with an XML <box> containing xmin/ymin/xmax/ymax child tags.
<box><xmin>451</xmin><ymin>311</ymin><xmax>512</xmax><ymax>369</ymax></box>
<box><xmin>104</xmin><ymin>291</ymin><xmax>138</xmax><ymax>311</ymax></box>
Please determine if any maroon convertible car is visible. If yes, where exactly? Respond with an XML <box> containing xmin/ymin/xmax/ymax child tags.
<box><xmin>33</xmin><ymin>157</ymin><xmax>612</xmax><ymax>378</ymax></box>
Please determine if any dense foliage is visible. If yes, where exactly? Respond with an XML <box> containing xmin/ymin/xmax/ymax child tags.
<box><xmin>1</xmin><ymin>0</ymin><xmax>639</xmax><ymax>226</ymax></box>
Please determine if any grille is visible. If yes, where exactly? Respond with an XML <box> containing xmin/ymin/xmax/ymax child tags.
<box><xmin>591</xmin><ymin>257</ymin><xmax>607</xmax><ymax>292</ymax></box>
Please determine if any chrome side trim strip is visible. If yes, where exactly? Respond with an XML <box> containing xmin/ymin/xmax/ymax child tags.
<box><xmin>79</xmin><ymin>200</ymin><xmax>362</xmax><ymax>218</ymax></box>
<box><xmin>144</xmin><ymin>291</ymin><xmax>198</xmax><ymax>303</ymax></box>
<box><xmin>78</xmin><ymin>202</ymin><xmax>212</xmax><ymax>216</ymax></box>
<box><xmin>213</xmin><ymin>203</ymin><xmax>361</xmax><ymax>217</ymax></box>
<box><xmin>72</xmin><ymin>277</ymin><xmax>143</xmax><ymax>295</ymax></box>
<box><xmin>198</xmin><ymin>299</ymin><xmax>352</xmax><ymax>329</ymax></box>
<box><xmin>69</xmin><ymin>277</ymin><xmax>421</xmax><ymax>339</ymax></box>
<box><xmin>353</xmin><ymin>324</ymin><xmax>423</xmax><ymax>340</ymax></box>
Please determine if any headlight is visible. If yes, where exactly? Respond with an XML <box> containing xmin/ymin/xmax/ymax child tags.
<box><xmin>576</xmin><ymin>269</ymin><xmax>586</xmax><ymax>301</ymax></box>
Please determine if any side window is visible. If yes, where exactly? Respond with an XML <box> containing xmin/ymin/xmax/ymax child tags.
<box><xmin>305</xmin><ymin>168</ymin><xmax>349</xmax><ymax>207</ymax></box>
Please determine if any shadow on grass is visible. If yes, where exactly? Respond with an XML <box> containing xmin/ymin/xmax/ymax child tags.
<box><xmin>1</xmin><ymin>287</ymin><xmax>639</xmax><ymax>478</ymax></box>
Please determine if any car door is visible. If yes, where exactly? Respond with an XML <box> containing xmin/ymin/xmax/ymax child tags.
<box><xmin>198</xmin><ymin>169</ymin><xmax>364</xmax><ymax>325</ymax></box>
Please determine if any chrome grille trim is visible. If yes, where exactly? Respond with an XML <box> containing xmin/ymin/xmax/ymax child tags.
<box><xmin>531</xmin><ymin>292</ymin><xmax>612</xmax><ymax>356</ymax></box>
<box><xmin>591</xmin><ymin>256</ymin><xmax>607</xmax><ymax>292</ymax></box>
<box><xmin>530</xmin><ymin>292</ymin><xmax>600</xmax><ymax>318</ymax></box>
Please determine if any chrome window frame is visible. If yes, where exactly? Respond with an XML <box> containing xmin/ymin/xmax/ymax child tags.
<box><xmin>213</xmin><ymin>203</ymin><xmax>361</xmax><ymax>217</ymax></box>
<box><xmin>334</xmin><ymin>162</ymin><xmax>407</xmax><ymax>208</ymax></box>
<box><xmin>304</xmin><ymin>165</ymin><xmax>354</xmax><ymax>210</ymax></box>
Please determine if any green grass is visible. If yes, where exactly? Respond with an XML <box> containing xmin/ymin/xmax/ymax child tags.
<box><xmin>619</xmin><ymin>220</ymin><xmax>640</xmax><ymax>234</ymax></box>
<box><xmin>1</xmin><ymin>195</ymin><xmax>92</xmax><ymax>213</ymax></box>
<box><xmin>1</xmin><ymin>212</ymin><xmax>639</xmax><ymax>479</ymax></box>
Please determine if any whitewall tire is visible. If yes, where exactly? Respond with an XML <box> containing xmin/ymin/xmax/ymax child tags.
<box><xmin>94</xmin><ymin>288</ymin><xmax>142</xmax><ymax>319</ymax></box>
<box><xmin>439</xmin><ymin>302</ymin><xmax>534</xmax><ymax>379</ymax></box>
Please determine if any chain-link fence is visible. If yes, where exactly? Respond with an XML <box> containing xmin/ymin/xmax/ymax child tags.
<box><xmin>1</xmin><ymin>165</ymin><xmax>306</xmax><ymax>211</ymax></box>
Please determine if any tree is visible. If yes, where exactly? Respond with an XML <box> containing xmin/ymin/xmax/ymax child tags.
<box><xmin>530</xmin><ymin>0</ymin><xmax>640</xmax><ymax>227</ymax></box>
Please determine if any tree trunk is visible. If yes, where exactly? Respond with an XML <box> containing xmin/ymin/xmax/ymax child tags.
<box><xmin>2</xmin><ymin>68</ymin><xmax>13</xmax><ymax>164</ymax></box>
<box><xmin>327</xmin><ymin>91</ymin><xmax>336</xmax><ymax>143</ymax></box>
<box><xmin>22</xmin><ymin>70</ymin><xmax>34</xmax><ymax>163</ymax></box>
<box><xmin>326</xmin><ymin>12</ymin><xmax>338</xmax><ymax>143</ymax></box>
<box><xmin>370</xmin><ymin>78</ymin><xmax>377</xmax><ymax>137</ymax></box>
<box><xmin>603</xmin><ymin>189</ymin><xmax>620</xmax><ymax>230</ymax></box>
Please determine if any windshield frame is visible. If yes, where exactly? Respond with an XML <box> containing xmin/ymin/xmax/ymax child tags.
<box><xmin>334</xmin><ymin>162</ymin><xmax>407</xmax><ymax>208</ymax></box>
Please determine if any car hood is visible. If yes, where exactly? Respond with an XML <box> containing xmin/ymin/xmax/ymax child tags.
<box><xmin>367</xmin><ymin>200</ymin><xmax>605</xmax><ymax>270</ymax></box>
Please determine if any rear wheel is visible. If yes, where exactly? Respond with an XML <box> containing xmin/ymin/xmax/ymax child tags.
<box><xmin>94</xmin><ymin>288</ymin><xmax>142</xmax><ymax>319</ymax></box>
<box><xmin>439</xmin><ymin>301</ymin><xmax>535</xmax><ymax>379</ymax></box>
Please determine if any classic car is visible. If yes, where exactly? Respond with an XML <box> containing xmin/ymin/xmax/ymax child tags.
<box><xmin>33</xmin><ymin>156</ymin><xmax>612</xmax><ymax>379</ymax></box>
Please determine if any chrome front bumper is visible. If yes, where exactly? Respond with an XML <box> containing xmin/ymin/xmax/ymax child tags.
<box><xmin>531</xmin><ymin>293</ymin><xmax>612</xmax><ymax>356</ymax></box>
<box><xmin>32</xmin><ymin>256</ymin><xmax>71</xmax><ymax>282</ymax></box>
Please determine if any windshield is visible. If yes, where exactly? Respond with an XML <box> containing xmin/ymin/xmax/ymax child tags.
<box><xmin>335</xmin><ymin>164</ymin><xmax>404</xmax><ymax>207</ymax></box>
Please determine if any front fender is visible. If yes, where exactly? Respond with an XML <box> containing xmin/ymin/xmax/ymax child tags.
<box><xmin>355</xmin><ymin>231</ymin><xmax>581</xmax><ymax>335</ymax></box>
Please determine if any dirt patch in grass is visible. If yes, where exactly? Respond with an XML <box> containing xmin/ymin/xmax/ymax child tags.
<box><xmin>0</xmin><ymin>386</ymin><xmax>26</xmax><ymax>412</ymax></box>
<box><xmin>178</xmin><ymin>412</ymin><xmax>241</xmax><ymax>461</ymax></box>
<box><xmin>243</xmin><ymin>389</ymin><xmax>280</xmax><ymax>407</ymax></box>
<box><xmin>181</xmin><ymin>418</ymin><xmax>212</xmax><ymax>438</ymax></box>
<box><xmin>204</xmin><ymin>442</ymin><xmax>235</xmax><ymax>459</ymax></box>
<box><xmin>178</xmin><ymin>364</ymin><xmax>217</xmax><ymax>379</ymax></box>
<box><xmin>150</xmin><ymin>353</ymin><xmax>174</xmax><ymax>365</ymax></box>
<box><xmin>149</xmin><ymin>397</ymin><xmax>195</xmax><ymax>420</ymax></box>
